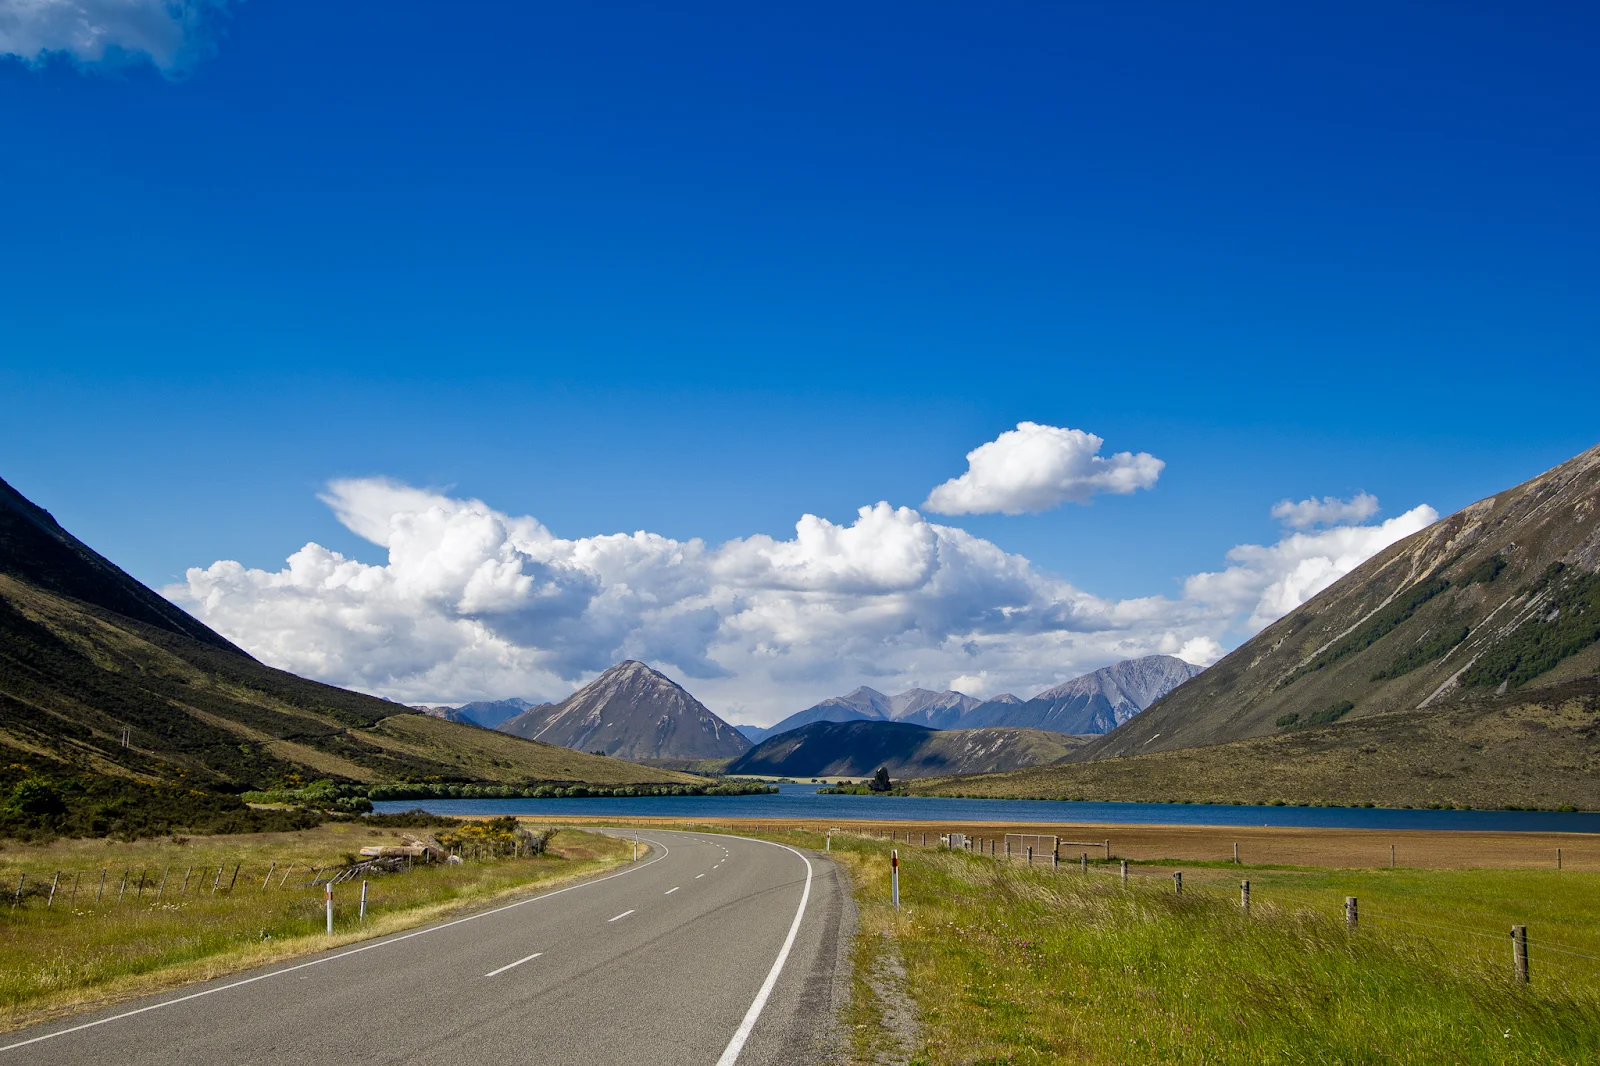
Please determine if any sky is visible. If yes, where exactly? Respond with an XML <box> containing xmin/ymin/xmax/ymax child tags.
<box><xmin>1</xmin><ymin>3</ymin><xmax>1597</xmax><ymax>723</ymax></box>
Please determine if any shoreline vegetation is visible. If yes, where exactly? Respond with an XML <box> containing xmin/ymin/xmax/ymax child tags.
<box><xmin>0</xmin><ymin>823</ymin><xmax>633</xmax><ymax>1031</ymax></box>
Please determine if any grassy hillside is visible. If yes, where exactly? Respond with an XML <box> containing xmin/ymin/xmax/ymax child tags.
<box><xmin>726</xmin><ymin>720</ymin><xmax>1087</xmax><ymax>778</ymax></box>
<box><xmin>1077</xmin><ymin>443</ymin><xmax>1600</xmax><ymax>765</ymax></box>
<box><xmin>909</xmin><ymin>677</ymin><xmax>1600</xmax><ymax>808</ymax></box>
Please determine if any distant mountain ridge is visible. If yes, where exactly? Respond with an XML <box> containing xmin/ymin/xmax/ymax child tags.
<box><xmin>498</xmin><ymin>661</ymin><xmax>752</xmax><ymax>761</ymax></box>
<box><xmin>745</xmin><ymin>654</ymin><xmax>1202</xmax><ymax>742</ymax></box>
<box><xmin>726</xmin><ymin>720</ymin><xmax>1088</xmax><ymax>778</ymax></box>
<box><xmin>419</xmin><ymin>698</ymin><xmax>535</xmax><ymax>729</ymax></box>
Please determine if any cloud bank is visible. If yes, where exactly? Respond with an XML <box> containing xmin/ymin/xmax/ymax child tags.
<box><xmin>1271</xmin><ymin>492</ymin><xmax>1381</xmax><ymax>529</ymax></box>
<box><xmin>168</xmin><ymin>479</ymin><xmax>1436</xmax><ymax>723</ymax></box>
<box><xmin>0</xmin><ymin>0</ymin><xmax>222</xmax><ymax>71</ymax></box>
<box><xmin>924</xmin><ymin>422</ymin><xmax>1163</xmax><ymax>515</ymax></box>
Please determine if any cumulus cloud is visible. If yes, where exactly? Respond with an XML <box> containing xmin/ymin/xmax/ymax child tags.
<box><xmin>923</xmin><ymin>422</ymin><xmax>1163</xmax><ymax>516</ymax></box>
<box><xmin>1271</xmin><ymin>492</ymin><xmax>1380</xmax><ymax>529</ymax></box>
<box><xmin>168</xmin><ymin>479</ymin><xmax>1437</xmax><ymax>723</ymax></box>
<box><xmin>0</xmin><ymin>0</ymin><xmax>224</xmax><ymax>71</ymax></box>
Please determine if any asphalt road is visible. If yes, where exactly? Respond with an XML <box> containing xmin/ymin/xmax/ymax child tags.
<box><xmin>1</xmin><ymin>830</ymin><xmax>854</xmax><ymax>1066</ymax></box>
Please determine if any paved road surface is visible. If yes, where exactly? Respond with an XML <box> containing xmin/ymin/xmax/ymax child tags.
<box><xmin>2</xmin><ymin>830</ymin><xmax>853</xmax><ymax>1066</ymax></box>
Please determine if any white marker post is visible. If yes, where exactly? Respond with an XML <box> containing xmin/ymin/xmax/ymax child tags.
<box><xmin>325</xmin><ymin>883</ymin><xmax>334</xmax><ymax>935</ymax></box>
<box><xmin>359</xmin><ymin>880</ymin><xmax>368</xmax><ymax>922</ymax></box>
<box><xmin>825</xmin><ymin>831</ymin><xmax>831</xmax><ymax>853</ymax></box>
<box><xmin>891</xmin><ymin>849</ymin><xmax>900</xmax><ymax>910</ymax></box>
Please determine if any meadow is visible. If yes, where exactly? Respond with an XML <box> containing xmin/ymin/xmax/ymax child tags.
<box><xmin>739</xmin><ymin>826</ymin><xmax>1600</xmax><ymax>1065</ymax></box>
<box><xmin>0</xmin><ymin>821</ymin><xmax>630</xmax><ymax>1030</ymax></box>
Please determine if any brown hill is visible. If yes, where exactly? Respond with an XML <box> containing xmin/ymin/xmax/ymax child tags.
<box><xmin>1080</xmin><ymin>442</ymin><xmax>1600</xmax><ymax>761</ymax></box>
<box><xmin>726</xmin><ymin>720</ymin><xmax>1087</xmax><ymax>778</ymax></box>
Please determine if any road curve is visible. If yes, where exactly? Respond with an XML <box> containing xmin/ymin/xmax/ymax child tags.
<box><xmin>2</xmin><ymin>829</ymin><xmax>855</xmax><ymax>1066</ymax></box>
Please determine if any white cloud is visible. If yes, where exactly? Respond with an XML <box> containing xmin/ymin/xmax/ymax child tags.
<box><xmin>924</xmin><ymin>422</ymin><xmax>1163</xmax><ymax>515</ymax></box>
<box><xmin>1271</xmin><ymin>492</ymin><xmax>1380</xmax><ymax>529</ymax></box>
<box><xmin>168</xmin><ymin>479</ymin><xmax>1437</xmax><ymax>724</ymax></box>
<box><xmin>0</xmin><ymin>0</ymin><xmax>223</xmax><ymax>71</ymax></box>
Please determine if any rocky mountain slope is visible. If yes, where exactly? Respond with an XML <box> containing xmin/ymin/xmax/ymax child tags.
<box><xmin>1079</xmin><ymin>443</ymin><xmax>1600</xmax><ymax>761</ymax></box>
<box><xmin>725</xmin><ymin>719</ymin><xmax>1087</xmax><ymax>779</ymax></box>
<box><xmin>749</xmin><ymin>654</ymin><xmax>1200</xmax><ymax>741</ymax></box>
<box><xmin>0</xmin><ymin>476</ymin><xmax>693</xmax><ymax>798</ymax></box>
<box><xmin>498</xmin><ymin>660</ymin><xmax>752</xmax><ymax>761</ymax></box>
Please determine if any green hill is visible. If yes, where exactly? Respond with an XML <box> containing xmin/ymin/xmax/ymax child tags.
<box><xmin>0</xmin><ymin>476</ymin><xmax>702</xmax><ymax>836</ymax></box>
<box><xmin>726</xmin><ymin>720</ymin><xmax>1087</xmax><ymax>778</ymax></box>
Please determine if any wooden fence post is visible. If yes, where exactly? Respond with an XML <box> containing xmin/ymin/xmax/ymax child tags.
<box><xmin>1027</xmin><ymin>846</ymin><xmax>1033</xmax><ymax>865</ymax></box>
<box><xmin>1173</xmin><ymin>871</ymin><xmax>1182</xmax><ymax>895</ymax></box>
<box><xmin>1120</xmin><ymin>860</ymin><xmax>1128</xmax><ymax>885</ymax></box>
<box><xmin>262</xmin><ymin>863</ymin><xmax>275</xmax><ymax>889</ymax></box>
<box><xmin>1512</xmin><ymin>925</ymin><xmax>1529</xmax><ymax>983</ymax></box>
<box><xmin>1346</xmin><ymin>896</ymin><xmax>1358</xmax><ymax>930</ymax></box>
<box><xmin>155</xmin><ymin>866</ymin><xmax>169</xmax><ymax>904</ymax></box>
<box><xmin>1557</xmin><ymin>848</ymin><xmax>1562</xmax><ymax>870</ymax></box>
<box><xmin>117</xmin><ymin>870</ymin><xmax>128</xmax><ymax>904</ymax></box>
<box><xmin>11</xmin><ymin>874</ymin><xmax>22</xmax><ymax>909</ymax></box>
<box><xmin>1233</xmin><ymin>843</ymin><xmax>1240</xmax><ymax>864</ymax></box>
<box><xmin>96</xmin><ymin>869</ymin><xmax>106</xmax><ymax>903</ymax></box>
<box><xmin>1241</xmin><ymin>880</ymin><xmax>1250</xmax><ymax>913</ymax></box>
<box><xmin>46</xmin><ymin>871</ymin><xmax>60</xmax><ymax>908</ymax></box>
<box><xmin>1390</xmin><ymin>845</ymin><xmax>1395</xmax><ymax>869</ymax></box>
<box><xmin>1081</xmin><ymin>852</ymin><xmax>1088</xmax><ymax>875</ymax></box>
<box><xmin>227</xmin><ymin>864</ymin><xmax>240</xmax><ymax>892</ymax></box>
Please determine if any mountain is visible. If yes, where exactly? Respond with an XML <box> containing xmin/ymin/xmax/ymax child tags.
<box><xmin>421</xmin><ymin>698</ymin><xmax>535</xmax><ymax>729</ymax></box>
<box><xmin>752</xmin><ymin>655</ymin><xmax>1200</xmax><ymax>742</ymax></box>
<box><xmin>725</xmin><ymin>720</ymin><xmax>1087</xmax><ymax>778</ymax></box>
<box><xmin>964</xmin><ymin>655</ymin><xmax>1205</xmax><ymax>734</ymax></box>
<box><xmin>497</xmin><ymin>660</ymin><xmax>752</xmax><ymax>760</ymax></box>
<box><xmin>1080</xmin><ymin>443</ymin><xmax>1600</xmax><ymax>761</ymax></box>
<box><xmin>0</xmin><ymin>476</ymin><xmax>699</xmax><ymax>801</ymax></box>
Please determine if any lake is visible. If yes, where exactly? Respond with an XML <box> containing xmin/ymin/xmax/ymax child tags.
<box><xmin>375</xmin><ymin>782</ymin><xmax>1600</xmax><ymax>833</ymax></box>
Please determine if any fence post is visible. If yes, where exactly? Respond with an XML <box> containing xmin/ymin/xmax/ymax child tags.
<box><xmin>1053</xmin><ymin>850</ymin><xmax>1059</xmax><ymax>870</ymax></box>
<box><xmin>71</xmin><ymin>872</ymin><xmax>80</xmax><ymax>907</ymax></box>
<box><xmin>1233</xmin><ymin>843</ymin><xmax>1240</xmax><ymax>864</ymax></box>
<box><xmin>47</xmin><ymin>871</ymin><xmax>60</xmax><ymax>908</ymax></box>
<box><xmin>228</xmin><ymin>864</ymin><xmax>240</xmax><ymax>892</ymax></box>
<box><xmin>262</xmin><ymin>863</ymin><xmax>275</xmax><ymax>890</ymax></box>
<box><xmin>1346</xmin><ymin>896</ymin><xmax>1358</xmax><ymax>930</ymax></box>
<box><xmin>1557</xmin><ymin>848</ymin><xmax>1562</xmax><ymax>870</ymax></box>
<box><xmin>1240</xmin><ymin>880</ymin><xmax>1250</xmax><ymax>913</ymax></box>
<box><xmin>1390</xmin><ymin>845</ymin><xmax>1395</xmax><ymax>869</ymax></box>
<box><xmin>326</xmin><ymin>883</ymin><xmax>334</xmax><ymax>935</ymax></box>
<box><xmin>1081</xmin><ymin>852</ymin><xmax>1088</xmax><ymax>875</ymax></box>
<box><xmin>181</xmin><ymin>867</ymin><xmax>192</xmax><ymax>895</ymax></box>
<box><xmin>1173</xmin><ymin>871</ymin><xmax>1182</xmax><ymax>895</ymax></box>
<box><xmin>1512</xmin><ymin>925</ymin><xmax>1529</xmax><ymax>983</ymax></box>
<box><xmin>1104</xmin><ymin>839</ymin><xmax>1110</xmax><ymax>860</ymax></box>
<box><xmin>279</xmin><ymin>863</ymin><xmax>295</xmax><ymax>888</ymax></box>
<box><xmin>97</xmin><ymin>869</ymin><xmax>106</xmax><ymax>903</ymax></box>
<box><xmin>212</xmin><ymin>865</ymin><xmax>223</xmax><ymax>893</ymax></box>
<box><xmin>891</xmin><ymin>850</ymin><xmax>900</xmax><ymax>909</ymax></box>
<box><xmin>1005</xmin><ymin>839</ymin><xmax>1010</xmax><ymax>859</ymax></box>
<box><xmin>155</xmin><ymin>866</ymin><xmax>169</xmax><ymax>904</ymax></box>
<box><xmin>1027</xmin><ymin>846</ymin><xmax>1033</xmax><ymax>865</ymax></box>
<box><xmin>117</xmin><ymin>870</ymin><xmax>128</xmax><ymax>904</ymax></box>
<box><xmin>360</xmin><ymin>880</ymin><xmax>368</xmax><ymax>922</ymax></box>
<box><xmin>1120</xmin><ymin>860</ymin><xmax>1128</xmax><ymax>885</ymax></box>
<box><xmin>10</xmin><ymin>874</ymin><xmax>22</xmax><ymax>909</ymax></box>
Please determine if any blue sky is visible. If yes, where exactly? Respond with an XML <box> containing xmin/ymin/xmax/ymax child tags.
<box><xmin>2</xmin><ymin>4</ymin><xmax>1597</xmax><ymax>720</ymax></box>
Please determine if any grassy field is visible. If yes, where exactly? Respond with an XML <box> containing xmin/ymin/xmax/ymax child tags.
<box><xmin>732</xmin><ymin>826</ymin><xmax>1600</xmax><ymax>1065</ymax></box>
<box><xmin>0</xmin><ymin>821</ymin><xmax>631</xmax><ymax>1030</ymax></box>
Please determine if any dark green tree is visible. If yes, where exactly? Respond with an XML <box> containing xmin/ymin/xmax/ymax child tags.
<box><xmin>869</xmin><ymin>767</ymin><xmax>892</xmax><ymax>792</ymax></box>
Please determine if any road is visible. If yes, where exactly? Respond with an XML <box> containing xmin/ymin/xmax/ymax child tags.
<box><xmin>1</xmin><ymin>830</ymin><xmax>854</xmax><ymax>1066</ymax></box>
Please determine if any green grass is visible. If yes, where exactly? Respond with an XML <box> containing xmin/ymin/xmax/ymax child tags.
<box><xmin>0</xmin><ymin>822</ymin><xmax>630</xmax><ymax>1027</ymax></box>
<box><xmin>764</xmin><ymin>828</ymin><xmax>1600</xmax><ymax>1064</ymax></box>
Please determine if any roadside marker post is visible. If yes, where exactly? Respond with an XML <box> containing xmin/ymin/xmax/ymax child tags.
<box><xmin>360</xmin><ymin>881</ymin><xmax>369</xmax><ymax>922</ymax></box>
<box><xmin>891</xmin><ymin>850</ymin><xmax>900</xmax><ymax>910</ymax></box>
<box><xmin>325</xmin><ymin>883</ymin><xmax>334</xmax><ymax>936</ymax></box>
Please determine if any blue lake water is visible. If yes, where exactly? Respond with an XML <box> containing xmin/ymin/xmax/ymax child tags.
<box><xmin>375</xmin><ymin>782</ymin><xmax>1600</xmax><ymax>834</ymax></box>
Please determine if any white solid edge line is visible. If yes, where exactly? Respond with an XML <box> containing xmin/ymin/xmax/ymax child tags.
<box><xmin>0</xmin><ymin>835</ymin><xmax>671</xmax><ymax>1055</ymax></box>
<box><xmin>713</xmin><ymin>838</ymin><xmax>814</xmax><ymax>1066</ymax></box>
<box><xmin>665</xmin><ymin>887</ymin><xmax>679</xmax><ymax>895</ymax></box>
<box><xmin>483</xmin><ymin>951</ymin><xmax>543</xmax><ymax>978</ymax></box>
<box><xmin>606</xmin><ymin>909</ymin><xmax>635</xmax><ymax>922</ymax></box>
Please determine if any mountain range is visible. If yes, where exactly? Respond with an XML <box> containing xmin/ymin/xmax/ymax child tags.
<box><xmin>498</xmin><ymin>661</ymin><xmax>752</xmax><ymax>761</ymax></box>
<box><xmin>739</xmin><ymin>654</ymin><xmax>1202</xmax><ymax>743</ymax></box>
<box><xmin>418</xmin><ymin>698</ymin><xmax>536</xmax><ymax>729</ymax></box>
<box><xmin>911</xmin><ymin>442</ymin><xmax>1600</xmax><ymax>809</ymax></box>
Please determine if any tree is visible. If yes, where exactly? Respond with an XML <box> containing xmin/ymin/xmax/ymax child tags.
<box><xmin>869</xmin><ymin>767</ymin><xmax>892</xmax><ymax>793</ymax></box>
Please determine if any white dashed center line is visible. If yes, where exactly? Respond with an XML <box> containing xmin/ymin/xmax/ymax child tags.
<box><xmin>484</xmin><ymin>952</ymin><xmax>543</xmax><ymax>978</ymax></box>
<box><xmin>664</xmin><ymin>887</ymin><xmax>679</xmax><ymax>895</ymax></box>
<box><xmin>607</xmin><ymin>909</ymin><xmax>635</xmax><ymax>923</ymax></box>
<box><xmin>695</xmin><ymin>873</ymin><xmax>705</xmax><ymax>879</ymax></box>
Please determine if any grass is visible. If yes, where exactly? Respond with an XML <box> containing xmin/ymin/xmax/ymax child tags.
<box><xmin>742</xmin><ymin>827</ymin><xmax>1600</xmax><ymax>1064</ymax></box>
<box><xmin>0</xmin><ymin>821</ymin><xmax>632</xmax><ymax>1030</ymax></box>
